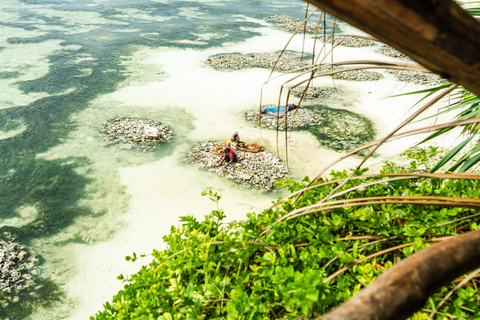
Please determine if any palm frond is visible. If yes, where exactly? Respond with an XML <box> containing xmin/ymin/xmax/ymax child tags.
<box><xmin>415</xmin><ymin>93</ymin><xmax>480</xmax><ymax>123</ymax></box>
<box><xmin>413</xmin><ymin>90</ymin><xmax>480</xmax><ymax>172</ymax></box>
<box><xmin>457</xmin><ymin>151</ymin><xmax>480</xmax><ymax>172</ymax></box>
<box><xmin>466</xmin><ymin>8</ymin><xmax>480</xmax><ymax>16</ymax></box>
<box><xmin>429</xmin><ymin>133</ymin><xmax>478</xmax><ymax>172</ymax></box>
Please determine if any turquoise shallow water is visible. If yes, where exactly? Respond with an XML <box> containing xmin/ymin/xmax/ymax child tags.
<box><xmin>0</xmin><ymin>0</ymin><xmax>302</xmax><ymax>238</ymax></box>
<box><xmin>0</xmin><ymin>0</ymin><xmax>328</xmax><ymax>318</ymax></box>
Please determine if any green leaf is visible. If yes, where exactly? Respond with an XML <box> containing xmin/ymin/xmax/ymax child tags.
<box><xmin>447</xmin><ymin>142</ymin><xmax>480</xmax><ymax>171</ymax></box>
<box><xmin>352</xmin><ymin>240</ymin><xmax>359</xmax><ymax>257</ymax></box>
<box><xmin>331</xmin><ymin>215</ymin><xmax>342</xmax><ymax>227</ymax></box>
<box><xmin>430</xmin><ymin>134</ymin><xmax>476</xmax><ymax>172</ymax></box>
<box><xmin>414</xmin><ymin>93</ymin><xmax>480</xmax><ymax>123</ymax></box>
<box><xmin>339</xmin><ymin>253</ymin><xmax>355</xmax><ymax>264</ymax></box>
<box><xmin>467</xmin><ymin>8</ymin><xmax>480</xmax><ymax>16</ymax></box>
<box><xmin>458</xmin><ymin>152</ymin><xmax>480</xmax><ymax>172</ymax></box>
<box><xmin>162</xmin><ymin>313</ymin><xmax>173</xmax><ymax>320</ymax></box>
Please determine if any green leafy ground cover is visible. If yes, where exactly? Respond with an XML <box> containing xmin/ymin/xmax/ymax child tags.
<box><xmin>92</xmin><ymin>150</ymin><xmax>480</xmax><ymax>320</ymax></box>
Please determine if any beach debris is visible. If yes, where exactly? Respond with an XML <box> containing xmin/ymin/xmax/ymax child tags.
<box><xmin>322</xmin><ymin>35</ymin><xmax>377</xmax><ymax>47</ymax></box>
<box><xmin>98</xmin><ymin>117</ymin><xmax>173</xmax><ymax>151</ymax></box>
<box><xmin>387</xmin><ymin>70</ymin><xmax>446</xmax><ymax>86</ymax></box>
<box><xmin>144</xmin><ymin>126</ymin><xmax>158</xmax><ymax>137</ymax></box>
<box><xmin>206</xmin><ymin>54</ymin><xmax>251</xmax><ymax>69</ymax></box>
<box><xmin>0</xmin><ymin>239</ymin><xmax>39</xmax><ymax>307</ymax></box>
<box><xmin>183</xmin><ymin>142</ymin><xmax>288</xmax><ymax>191</ymax></box>
<box><xmin>261</xmin><ymin>103</ymin><xmax>300</xmax><ymax>118</ymax></box>
<box><xmin>245</xmin><ymin>106</ymin><xmax>323</xmax><ymax>129</ymax></box>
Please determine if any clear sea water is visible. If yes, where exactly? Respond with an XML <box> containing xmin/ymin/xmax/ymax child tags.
<box><xmin>0</xmin><ymin>0</ymin><xmax>342</xmax><ymax>319</ymax></box>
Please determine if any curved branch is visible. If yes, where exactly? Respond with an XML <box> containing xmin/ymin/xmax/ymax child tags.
<box><xmin>316</xmin><ymin>229</ymin><xmax>480</xmax><ymax>320</ymax></box>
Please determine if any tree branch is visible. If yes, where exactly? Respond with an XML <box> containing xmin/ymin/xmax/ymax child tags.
<box><xmin>316</xmin><ymin>229</ymin><xmax>480</xmax><ymax>320</ymax></box>
<box><xmin>305</xmin><ymin>0</ymin><xmax>480</xmax><ymax>96</ymax></box>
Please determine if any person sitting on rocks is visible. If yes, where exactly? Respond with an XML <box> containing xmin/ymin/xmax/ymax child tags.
<box><xmin>216</xmin><ymin>144</ymin><xmax>239</xmax><ymax>168</ymax></box>
<box><xmin>230</xmin><ymin>131</ymin><xmax>249</xmax><ymax>152</ymax></box>
<box><xmin>230</xmin><ymin>131</ymin><xmax>265</xmax><ymax>153</ymax></box>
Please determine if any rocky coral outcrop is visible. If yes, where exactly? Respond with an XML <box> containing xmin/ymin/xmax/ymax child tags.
<box><xmin>317</xmin><ymin>66</ymin><xmax>383</xmax><ymax>81</ymax></box>
<box><xmin>387</xmin><ymin>70</ymin><xmax>446</xmax><ymax>86</ymax></box>
<box><xmin>266</xmin><ymin>15</ymin><xmax>323</xmax><ymax>33</ymax></box>
<box><xmin>206</xmin><ymin>52</ymin><xmax>308</xmax><ymax>72</ymax></box>
<box><xmin>206</xmin><ymin>53</ymin><xmax>383</xmax><ymax>81</ymax></box>
<box><xmin>98</xmin><ymin>117</ymin><xmax>173</xmax><ymax>150</ymax></box>
<box><xmin>290</xmin><ymin>86</ymin><xmax>337</xmax><ymax>99</ymax></box>
<box><xmin>183</xmin><ymin>142</ymin><xmax>289</xmax><ymax>191</ymax></box>
<box><xmin>0</xmin><ymin>239</ymin><xmax>39</xmax><ymax>307</ymax></box>
<box><xmin>251</xmin><ymin>52</ymin><xmax>308</xmax><ymax>72</ymax></box>
<box><xmin>379</xmin><ymin>45</ymin><xmax>413</xmax><ymax>60</ymax></box>
<box><xmin>323</xmin><ymin>35</ymin><xmax>377</xmax><ymax>47</ymax></box>
<box><xmin>266</xmin><ymin>15</ymin><xmax>300</xmax><ymax>24</ymax></box>
<box><xmin>245</xmin><ymin>107</ymin><xmax>323</xmax><ymax>129</ymax></box>
<box><xmin>206</xmin><ymin>55</ymin><xmax>251</xmax><ymax>69</ymax></box>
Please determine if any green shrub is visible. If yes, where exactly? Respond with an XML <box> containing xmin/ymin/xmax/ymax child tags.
<box><xmin>92</xmin><ymin>161</ymin><xmax>480</xmax><ymax>320</ymax></box>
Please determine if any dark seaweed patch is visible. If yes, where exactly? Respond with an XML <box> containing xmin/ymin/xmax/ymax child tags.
<box><xmin>0</xmin><ymin>277</ymin><xmax>62</xmax><ymax>320</ymax></box>
<box><xmin>299</xmin><ymin>105</ymin><xmax>377</xmax><ymax>153</ymax></box>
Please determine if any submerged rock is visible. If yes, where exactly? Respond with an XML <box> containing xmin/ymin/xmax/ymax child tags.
<box><xmin>306</xmin><ymin>106</ymin><xmax>377</xmax><ymax>152</ymax></box>
<box><xmin>183</xmin><ymin>142</ymin><xmax>289</xmax><ymax>191</ymax></box>
<box><xmin>98</xmin><ymin>117</ymin><xmax>173</xmax><ymax>151</ymax></box>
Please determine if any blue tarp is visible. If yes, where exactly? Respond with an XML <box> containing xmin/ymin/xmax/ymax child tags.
<box><xmin>261</xmin><ymin>103</ymin><xmax>300</xmax><ymax>117</ymax></box>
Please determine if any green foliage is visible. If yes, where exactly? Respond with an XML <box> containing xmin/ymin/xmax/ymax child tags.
<box><xmin>201</xmin><ymin>187</ymin><xmax>222</xmax><ymax>210</ymax></box>
<box><xmin>400</xmin><ymin>146</ymin><xmax>443</xmax><ymax>172</ymax></box>
<box><xmin>92</xmin><ymin>162</ymin><xmax>480</xmax><ymax>320</ymax></box>
<box><xmin>412</xmin><ymin>87</ymin><xmax>480</xmax><ymax>173</ymax></box>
